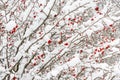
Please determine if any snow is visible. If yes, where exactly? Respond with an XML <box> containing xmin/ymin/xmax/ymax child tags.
<box><xmin>91</xmin><ymin>63</ymin><xmax>109</xmax><ymax>70</ymax></box>
<box><xmin>21</xmin><ymin>74</ymin><xmax>33</xmax><ymax>80</ymax></box>
<box><xmin>50</xmin><ymin>66</ymin><xmax>63</xmax><ymax>76</ymax></box>
<box><xmin>66</xmin><ymin>57</ymin><xmax>80</xmax><ymax>66</ymax></box>
<box><xmin>0</xmin><ymin>66</ymin><xmax>5</xmax><ymax>73</ymax></box>
<box><xmin>102</xmin><ymin>55</ymin><xmax>112</xmax><ymax>59</ymax></box>
<box><xmin>46</xmin><ymin>57</ymin><xmax>80</xmax><ymax>79</ymax></box>
<box><xmin>110</xmin><ymin>39</ymin><xmax>120</xmax><ymax>46</ymax></box>
<box><xmin>1</xmin><ymin>0</ymin><xmax>120</xmax><ymax>80</ymax></box>
<box><xmin>20</xmin><ymin>3</ymin><xmax>33</xmax><ymax>22</ymax></box>
<box><xmin>23</xmin><ymin>11</ymin><xmax>46</xmax><ymax>37</ymax></box>
<box><xmin>43</xmin><ymin>33</ymin><xmax>51</xmax><ymax>42</ymax></box>
<box><xmin>113</xmin><ymin>62</ymin><xmax>120</xmax><ymax>75</ymax></box>
<box><xmin>111</xmin><ymin>47</ymin><xmax>119</xmax><ymax>52</ymax></box>
<box><xmin>5</xmin><ymin>20</ymin><xmax>16</xmax><ymax>31</ymax></box>
<box><xmin>84</xmin><ymin>29</ymin><xmax>93</xmax><ymax>37</ymax></box>
<box><xmin>43</xmin><ymin>0</ymin><xmax>56</xmax><ymax>14</ymax></box>
<box><xmin>103</xmin><ymin>18</ymin><xmax>113</xmax><ymax>26</ymax></box>
<box><xmin>92</xmin><ymin>70</ymin><xmax>104</xmax><ymax>80</ymax></box>
<box><xmin>44</xmin><ymin>25</ymin><xmax>54</xmax><ymax>33</ymax></box>
<box><xmin>14</xmin><ymin>41</ymin><xmax>22</xmax><ymax>47</ymax></box>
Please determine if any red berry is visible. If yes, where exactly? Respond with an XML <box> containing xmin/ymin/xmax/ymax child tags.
<box><xmin>54</xmin><ymin>14</ymin><xmax>57</xmax><ymax>17</ymax></box>
<box><xmin>40</xmin><ymin>4</ymin><xmax>42</xmax><ymax>6</ymax></box>
<box><xmin>68</xmin><ymin>18</ymin><xmax>71</xmax><ymax>20</ymax></box>
<box><xmin>71</xmin><ymin>28</ymin><xmax>74</xmax><ymax>31</ymax></box>
<box><xmin>58</xmin><ymin>40</ymin><xmax>62</xmax><ymax>44</ymax></box>
<box><xmin>101</xmin><ymin>51</ymin><xmax>104</xmax><ymax>55</ymax></box>
<box><xmin>94</xmin><ymin>51</ymin><xmax>96</xmax><ymax>54</ymax></box>
<box><xmin>42</xmin><ymin>60</ymin><xmax>44</xmax><ymax>62</ymax></box>
<box><xmin>15</xmin><ymin>25</ymin><xmax>18</xmax><ymax>28</ymax></box>
<box><xmin>37</xmin><ymin>56</ymin><xmax>40</xmax><ymax>59</ymax></box>
<box><xmin>95</xmin><ymin>7</ymin><xmax>99</xmax><ymax>11</ymax></box>
<box><xmin>109</xmin><ymin>24</ymin><xmax>113</xmax><ymax>27</ymax></box>
<box><xmin>48</xmin><ymin>40</ymin><xmax>52</xmax><ymax>44</ymax></box>
<box><xmin>95</xmin><ymin>49</ymin><xmax>97</xmax><ymax>51</ymax></box>
<box><xmin>95</xmin><ymin>60</ymin><xmax>99</xmax><ymax>62</ymax></box>
<box><xmin>33</xmin><ymin>62</ymin><xmax>37</xmax><ymax>66</ymax></box>
<box><xmin>80</xmin><ymin>50</ymin><xmax>83</xmax><ymax>53</ymax></box>
<box><xmin>33</xmin><ymin>15</ymin><xmax>36</xmax><ymax>18</ymax></box>
<box><xmin>72</xmin><ymin>74</ymin><xmax>76</xmax><ymax>77</ymax></box>
<box><xmin>106</xmin><ymin>45</ymin><xmax>110</xmax><ymax>49</ymax></box>
<box><xmin>73</xmin><ymin>18</ymin><xmax>76</xmax><ymax>21</ymax></box>
<box><xmin>81</xmin><ymin>67</ymin><xmax>85</xmax><ymax>71</ymax></box>
<box><xmin>41</xmin><ymin>53</ymin><xmax>45</xmax><ymax>58</ymax></box>
<box><xmin>91</xmin><ymin>18</ymin><xmax>94</xmax><ymax>21</ymax></box>
<box><xmin>111</xmin><ymin>38</ymin><xmax>115</xmax><ymax>41</ymax></box>
<box><xmin>64</xmin><ymin>43</ymin><xmax>68</xmax><ymax>46</ymax></box>
<box><xmin>13</xmin><ymin>76</ymin><xmax>17</xmax><ymax>80</ymax></box>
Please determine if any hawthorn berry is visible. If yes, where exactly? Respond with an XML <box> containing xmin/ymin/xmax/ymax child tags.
<box><xmin>12</xmin><ymin>76</ymin><xmax>17</xmax><ymax>80</ymax></box>
<box><xmin>95</xmin><ymin>7</ymin><xmax>99</xmax><ymax>11</ymax></box>
<box><xmin>48</xmin><ymin>40</ymin><xmax>52</xmax><ymax>44</ymax></box>
<box><xmin>64</xmin><ymin>43</ymin><xmax>68</xmax><ymax>46</ymax></box>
